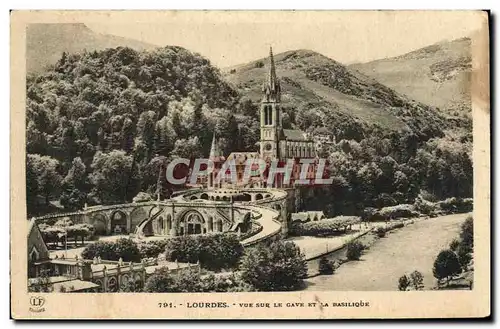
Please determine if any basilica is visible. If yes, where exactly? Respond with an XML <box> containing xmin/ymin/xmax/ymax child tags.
<box><xmin>207</xmin><ymin>47</ymin><xmax>317</xmax><ymax>189</ymax></box>
<box><xmin>259</xmin><ymin>47</ymin><xmax>316</xmax><ymax>160</ymax></box>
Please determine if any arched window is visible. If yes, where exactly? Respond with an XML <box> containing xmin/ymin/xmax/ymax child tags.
<box><xmin>265</xmin><ymin>106</ymin><xmax>273</xmax><ymax>125</ymax></box>
<box><xmin>158</xmin><ymin>217</ymin><xmax>164</xmax><ymax>231</ymax></box>
<box><xmin>107</xmin><ymin>277</ymin><xmax>117</xmax><ymax>292</ymax></box>
<box><xmin>166</xmin><ymin>215</ymin><xmax>172</xmax><ymax>232</ymax></box>
<box><xmin>30</xmin><ymin>248</ymin><xmax>39</xmax><ymax>262</ymax></box>
<box><xmin>208</xmin><ymin>216</ymin><xmax>213</xmax><ymax>232</ymax></box>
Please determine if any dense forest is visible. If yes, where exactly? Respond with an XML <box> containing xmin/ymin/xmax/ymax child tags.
<box><xmin>26</xmin><ymin>46</ymin><xmax>473</xmax><ymax>217</ymax></box>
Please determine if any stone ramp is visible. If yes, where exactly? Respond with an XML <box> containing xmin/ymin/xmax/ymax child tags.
<box><xmin>241</xmin><ymin>205</ymin><xmax>282</xmax><ymax>247</ymax></box>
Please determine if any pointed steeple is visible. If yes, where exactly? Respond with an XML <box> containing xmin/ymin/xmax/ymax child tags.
<box><xmin>209</xmin><ymin>131</ymin><xmax>220</xmax><ymax>159</ymax></box>
<box><xmin>268</xmin><ymin>46</ymin><xmax>277</xmax><ymax>90</ymax></box>
<box><xmin>262</xmin><ymin>46</ymin><xmax>281</xmax><ymax>102</ymax></box>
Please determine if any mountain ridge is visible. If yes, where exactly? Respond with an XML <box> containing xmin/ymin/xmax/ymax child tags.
<box><xmin>348</xmin><ymin>37</ymin><xmax>471</xmax><ymax>113</ymax></box>
<box><xmin>224</xmin><ymin>48</ymin><xmax>447</xmax><ymax>140</ymax></box>
<box><xmin>26</xmin><ymin>23</ymin><xmax>157</xmax><ymax>73</ymax></box>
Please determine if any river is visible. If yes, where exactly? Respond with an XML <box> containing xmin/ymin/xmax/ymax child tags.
<box><xmin>303</xmin><ymin>213</ymin><xmax>469</xmax><ymax>291</ymax></box>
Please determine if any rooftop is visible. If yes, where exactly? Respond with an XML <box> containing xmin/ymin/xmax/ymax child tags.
<box><xmin>283</xmin><ymin>129</ymin><xmax>309</xmax><ymax>141</ymax></box>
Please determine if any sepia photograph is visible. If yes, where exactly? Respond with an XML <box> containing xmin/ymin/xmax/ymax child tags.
<box><xmin>10</xmin><ymin>10</ymin><xmax>490</xmax><ymax>319</ymax></box>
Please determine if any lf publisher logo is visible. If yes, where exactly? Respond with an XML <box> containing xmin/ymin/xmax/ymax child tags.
<box><xmin>29</xmin><ymin>296</ymin><xmax>45</xmax><ymax>312</ymax></box>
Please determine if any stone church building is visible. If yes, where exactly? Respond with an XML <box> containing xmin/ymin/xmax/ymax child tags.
<box><xmin>207</xmin><ymin>47</ymin><xmax>317</xmax><ymax>189</ymax></box>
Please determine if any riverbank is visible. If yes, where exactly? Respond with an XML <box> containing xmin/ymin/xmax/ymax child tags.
<box><xmin>303</xmin><ymin>213</ymin><xmax>468</xmax><ymax>291</ymax></box>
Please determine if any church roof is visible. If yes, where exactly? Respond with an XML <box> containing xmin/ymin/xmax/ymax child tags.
<box><xmin>283</xmin><ymin>129</ymin><xmax>308</xmax><ymax>141</ymax></box>
<box><xmin>27</xmin><ymin>218</ymin><xmax>50</xmax><ymax>261</ymax></box>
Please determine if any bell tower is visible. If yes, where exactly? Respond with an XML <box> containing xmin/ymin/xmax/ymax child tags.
<box><xmin>260</xmin><ymin>46</ymin><xmax>282</xmax><ymax>160</ymax></box>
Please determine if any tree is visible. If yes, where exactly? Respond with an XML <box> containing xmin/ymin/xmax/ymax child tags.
<box><xmin>89</xmin><ymin>150</ymin><xmax>138</xmax><ymax>204</ymax></box>
<box><xmin>410</xmin><ymin>270</ymin><xmax>424</xmax><ymax>290</ymax></box>
<box><xmin>171</xmin><ymin>137</ymin><xmax>203</xmax><ymax>159</ymax></box>
<box><xmin>398</xmin><ymin>274</ymin><xmax>410</xmax><ymax>291</ymax></box>
<box><xmin>26</xmin><ymin>154</ymin><xmax>40</xmax><ymax>213</ymax></box>
<box><xmin>459</xmin><ymin>216</ymin><xmax>473</xmax><ymax>251</ymax></box>
<box><xmin>27</xmin><ymin>154</ymin><xmax>63</xmax><ymax>205</ymax></box>
<box><xmin>240</xmin><ymin>240</ymin><xmax>307</xmax><ymax>291</ymax></box>
<box><xmin>433</xmin><ymin>250</ymin><xmax>462</xmax><ymax>286</ymax></box>
<box><xmin>346</xmin><ymin>241</ymin><xmax>365</xmax><ymax>261</ymax></box>
<box><xmin>60</xmin><ymin>157</ymin><xmax>89</xmax><ymax>210</ymax></box>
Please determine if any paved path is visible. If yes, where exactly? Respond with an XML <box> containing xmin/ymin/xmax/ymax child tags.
<box><xmin>287</xmin><ymin>228</ymin><xmax>370</xmax><ymax>260</ymax></box>
<box><xmin>303</xmin><ymin>213</ymin><xmax>469</xmax><ymax>291</ymax></box>
<box><xmin>241</xmin><ymin>205</ymin><xmax>282</xmax><ymax>246</ymax></box>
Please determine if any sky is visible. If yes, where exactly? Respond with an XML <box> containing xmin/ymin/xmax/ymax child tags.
<box><xmin>83</xmin><ymin>11</ymin><xmax>484</xmax><ymax>67</ymax></box>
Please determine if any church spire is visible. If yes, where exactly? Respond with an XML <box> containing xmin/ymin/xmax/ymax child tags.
<box><xmin>262</xmin><ymin>46</ymin><xmax>281</xmax><ymax>102</ymax></box>
<box><xmin>268</xmin><ymin>46</ymin><xmax>277</xmax><ymax>89</ymax></box>
<box><xmin>209</xmin><ymin>131</ymin><xmax>220</xmax><ymax>159</ymax></box>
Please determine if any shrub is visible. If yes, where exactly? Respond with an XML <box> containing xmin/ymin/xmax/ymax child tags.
<box><xmin>199</xmin><ymin>273</ymin><xmax>254</xmax><ymax>292</ymax></box>
<box><xmin>459</xmin><ymin>216</ymin><xmax>473</xmax><ymax>251</ymax></box>
<box><xmin>414</xmin><ymin>196</ymin><xmax>438</xmax><ymax>215</ymax></box>
<box><xmin>318</xmin><ymin>256</ymin><xmax>335</xmax><ymax>275</ymax></box>
<box><xmin>346</xmin><ymin>241</ymin><xmax>364</xmax><ymax>261</ymax></box>
<box><xmin>375</xmin><ymin>227</ymin><xmax>386</xmax><ymax>238</ymax></box>
<box><xmin>410</xmin><ymin>270</ymin><xmax>424</xmax><ymax>290</ymax></box>
<box><xmin>362</xmin><ymin>207</ymin><xmax>377</xmax><ymax>221</ymax></box>
<box><xmin>378</xmin><ymin>204</ymin><xmax>419</xmax><ymax>220</ymax></box>
<box><xmin>138</xmin><ymin>239</ymin><xmax>170</xmax><ymax>259</ymax></box>
<box><xmin>433</xmin><ymin>249</ymin><xmax>462</xmax><ymax>285</ymax></box>
<box><xmin>164</xmin><ymin>233</ymin><xmax>243</xmax><ymax>271</ymax></box>
<box><xmin>449</xmin><ymin>238</ymin><xmax>460</xmax><ymax>251</ymax></box>
<box><xmin>144</xmin><ymin>267</ymin><xmax>175</xmax><ymax>292</ymax></box>
<box><xmin>145</xmin><ymin>268</ymin><xmax>253</xmax><ymax>293</ymax></box>
<box><xmin>457</xmin><ymin>243</ymin><xmax>472</xmax><ymax>271</ymax></box>
<box><xmin>254</xmin><ymin>61</ymin><xmax>264</xmax><ymax>68</ymax></box>
<box><xmin>438</xmin><ymin>197</ymin><xmax>473</xmax><ymax>214</ymax></box>
<box><xmin>240</xmin><ymin>240</ymin><xmax>307</xmax><ymax>291</ymax></box>
<box><xmin>81</xmin><ymin>238</ymin><xmax>141</xmax><ymax>262</ymax></box>
<box><xmin>398</xmin><ymin>274</ymin><xmax>410</xmax><ymax>291</ymax></box>
<box><xmin>290</xmin><ymin>216</ymin><xmax>361</xmax><ymax>236</ymax></box>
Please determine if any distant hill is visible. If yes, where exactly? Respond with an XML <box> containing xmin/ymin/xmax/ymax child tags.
<box><xmin>224</xmin><ymin>49</ymin><xmax>447</xmax><ymax>138</ymax></box>
<box><xmin>349</xmin><ymin>37</ymin><xmax>471</xmax><ymax>114</ymax></box>
<box><xmin>26</xmin><ymin>23</ymin><xmax>157</xmax><ymax>73</ymax></box>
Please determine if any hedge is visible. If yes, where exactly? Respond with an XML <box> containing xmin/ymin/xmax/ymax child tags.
<box><xmin>365</xmin><ymin>204</ymin><xmax>419</xmax><ymax>222</ymax></box>
<box><xmin>291</xmin><ymin>216</ymin><xmax>360</xmax><ymax>236</ymax></box>
<box><xmin>437</xmin><ymin>197</ymin><xmax>473</xmax><ymax>213</ymax></box>
<box><xmin>81</xmin><ymin>238</ymin><xmax>141</xmax><ymax>262</ymax></box>
<box><xmin>137</xmin><ymin>239</ymin><xmax>170</xmax><ymax>259</ymax></box>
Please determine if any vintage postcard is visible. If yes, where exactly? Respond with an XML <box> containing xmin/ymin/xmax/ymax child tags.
<box><xmin>11</xmin><ymin>10</ymin><xmax>490</xmax><ymax>319</ymax></box>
